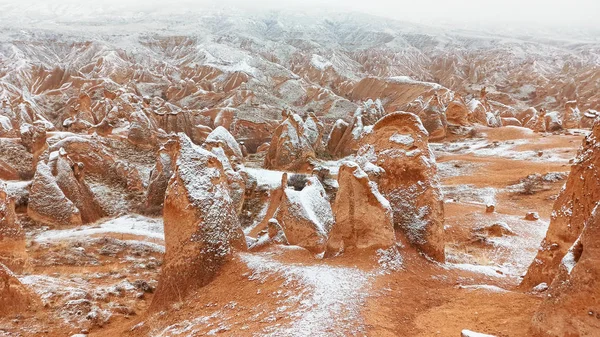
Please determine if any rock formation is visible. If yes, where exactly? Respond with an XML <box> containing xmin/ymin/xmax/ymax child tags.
<box><xmin>264</xmin><ymin>113</ymin><xmax>316</xmax><ymax>172</ymax></box>
<box><xmin>274</xmin><ymin>176</ymin><xmax>334</xmax><ymax>253</ymax></box>
<box><xmin>0</xmin><ymin>139</ymin><xmax>34</xmax><ymax>180</ymax></box>
<box><xmin>562</xmin><ymin>100</ymin><xmax>581</xmax><ymax>129</ymax></box>
<box><xmin>356</xmin><ymin>112</ymin><xmax>445</xmax><ymax>261</ymax></box>
<box><xmin>327</xmin><ymin>100</ymin><xmax>384</xmax><ymax>158</ymax></box>
<box><xmin>445</xmin><ymin>95</ymin><xmax>471</xmax><ymax>126</ymax></box>
<box><xmin>27</xmin><ymin>149</ymin><xmax>105</xmax><ymax>227</ymax></box>
<box><xmin>530</xmin><ymin>204</ymin><xmax>600</xmax><ymax>336</ymax></box>
<box><xmin>522</xmin><ymin>119</ymin><xmax>600</xmax><ymax>288</ymax></box>
<box><xmin>145</xmin><ymin>139</ymin><xmax>178</xmax><ymax>214</ymax></box>
<box><xmin>28</xmin><ymin>162</ymin><xmax>83</xmax><ymax>227</ymax></box>
<box><xmin>325</xmin><ymin>162</ymin><xmax>394</xmax><ymax>257</ymax></box>
<box><xmin>0</xmin><ymin>184</ymin><xmax>25</xmax><ymax>272</ymax></box>
<box><xmin>151</xmin><ymin>134</ymin><xmax>246</xmax><ymax>307</ymax></box>
<box><xmin>405</xmin><ymin>95</ymin><xmax>448</xmax><ymax>141</ymax></box>
<box><xmin>0</xmin><ymin>263</ymin><xmax>38</xmax><ymax>317</ymax></box>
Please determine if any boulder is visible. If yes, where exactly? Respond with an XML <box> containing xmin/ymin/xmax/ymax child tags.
<box><xmin>531</xmin><ymin>204</ymin><xmax>600</xmax><ymax>337</ymax></box>
<box><xmin>356</xmin><ymin>112</ymin><xmax>445</xmax><ymax>261</ymax></box>
<box><xmin>445</xmin><ymin>96</ymin><xmax>471</xmax><ymax>126</ymax></box>
<box><xmin>545</xmin><ymin>111</ymin><xmax>563</xmax><ymax>132</ymax></box>
<box><xmin>501</xmin><ymin>117</ymin><xmax>522</xmax><ymax>127</ymax></box>
<box><xmin>517</xmin><ymin>107</ymin><xmax>538</xmax><ymax>126</ymax></box>
<box><xmin>525</xmin><ymin>212</ymin><xmax>540</xmax><ymax>221</ymax></box>
<box><xmin>151</xmin><ymin>134</ymin><xmax>246</xmax><ymax>307</ymax></box>
<box><xmin>522</xmin><ymin>119</ymin><xmax>600</xmax><ymax>288</ymax></box>
<box><xmin>474</xmin><ymin>222</ymin><xmax>515</xmax><ymax>237</ymax></box>
<box><xmin>28</xmin><ymin>162</ymin><xmax>82</xmax><ymax>227</ymax></box>
<box><xmin>274</xmin><ymin>176</ymin><xmax>334</xmax><ymax>253</ymax></box>
<box><xmin>205</xmin><ymin>126</ymin><xmax>243</xmax><ymax>164</ymax></box>
<box><xmin>325</xmin><ymin>162</ymin><xmax>394</xmax><ymax>257</ymax></box>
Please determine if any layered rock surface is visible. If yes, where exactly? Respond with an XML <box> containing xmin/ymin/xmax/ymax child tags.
<box><xmin>325</xmin><ymin>162</ymin><xmax>394</xmax><ymax>256</ymax></box>
<box><xmin>356</xmin><ymin>112</ymin><xmax>445</xmax><ymax>261</ymax></box>
<box><xmin>522</xmin><ymin>119</ymin><xmax>600</xmax><ymax>288</ymax></box>
<box><xmin>152</xmin><ymin>135</ymin><xmax>246</xmax><ymax>307</ymax></box>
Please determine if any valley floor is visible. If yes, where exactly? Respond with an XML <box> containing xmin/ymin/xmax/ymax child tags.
<box><xmin>0</xmin><ymin>126</ymin><xmax>586</xmax><ymax>337</ymax></box>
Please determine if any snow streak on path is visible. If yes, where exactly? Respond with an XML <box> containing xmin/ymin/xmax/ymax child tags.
<box><xmin>240</xmin><ymin>252</ymin><xmax>370</xmax><ymax>337</ymax></box>
<box><xmin>33</xmin><ymin>214</ymin><xmax>164</xmax><ymax>242</ymax></box>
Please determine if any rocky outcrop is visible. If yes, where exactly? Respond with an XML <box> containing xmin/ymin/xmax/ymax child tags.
<box><xmin>517</xmin><ymin>107</ymin><xmax>538</xmax><ymax>126</ymax></box>
<box><xmin>530</xmin><ymin>204</ymin><xmax>600</xmax><ymax>337</ymax></box>
<box><xmin>28</xmin><ymin>161</ymin><xmax>82</xmax><ymax>227</ymax></box>
<box><xmin>28</xmin><ymin>147</ymin><xmax>105</xmax><ymax>227</ymax></box>
<box><xmin>128</xmin><ymin>110</ymin><xmax>158</xmax><ymax>147</ymax></box>
<box><xmin>526</xmin><ymin>108</ymin><xmax>548</xmax><ymax>133</ymax></box>
<box><xmin>0</xmin><ymin>184</ymin><xmax>25</xmax><ymax>272</ymax></box>
<box><xmin>325</xmin><ymin>162</ymin><xmax>394</xmax><ymax>257</ymax></box>
<box><xmin>205</xmin><ymin>126</ymin><xmax>244</xmax><ymax>163</ymax></box>
<box><xmin>145</xmin><ymin>140</ymin><xmax>178</xmax><ymax>214</ymax></box>
<box><xmin>356</xmin><ymin>112</ymin><xmax>445</xmax><ymax>261</ymax></box>
<box><xmin>327</xmin><ymin>100</ymin><xmax>384</xmax><ymax>158</ymax></box>
<box><xmin>545</xmin><ymin>111</ymin><xmax>563</xmax><ymax>132</ymax></box>
<box><xmin>151</xmin><ymin>134</ymin><xmax>246</xmax><ymax>307</ymax></box>
<box><xmin>0</xmin><ymin>139</ymin><xmax>34</xmax><ymax>180</ymax></box>
<box><xmin>326</xmin><ymin>119</ymin><xmax>349</xmax><ymax>155</ymax></box>
<box><xmin>264</xmin><ymin>113</ymin><xmax>316</xmax><ymax>172</ymax></box>
<box><xmin>406</xmin><ymin>95</ymin><xmax>448</xmax><ymax>141</ymax></box>
<box><xmin>445</xmin><ymin>95</ymin><xmax>471</xmax><ymax>126</ymax></box>
<box><xmin>522</xmin><ymin>119</ymin><xmax>600</xmax><ymax>288</ymax></box>
<box><xmin>562</xmin><ymin>100</ymin><xmax>581</xmax><ymax>129</ymax></box>
<box><xmin>501</xmin><ymin>117</ymin><xmax>522</xmax><ymax>127</ymax></box>
<box><xmin>0</xmin><ymin>263</ymin><xmax>38</xmax><ymax>317</ymax></box>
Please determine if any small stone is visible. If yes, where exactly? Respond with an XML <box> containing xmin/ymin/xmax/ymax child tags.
<box><xmin>525</xmin><ymin>212</ymin><xmax>540</xmax><ymax>221</ymax></box>
<box><xmin>485</xmin><ymin>204</ymin><xmax>495</xmax><ymax>213</ymax></box>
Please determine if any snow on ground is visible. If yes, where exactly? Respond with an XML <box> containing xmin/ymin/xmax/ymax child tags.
<box><xmin>244</xmin><ymin>167</ymin><xmax>285</xmax><ymax>189</ymax></box>
<box><xmin>461</xmin><ymin>329</ymin><xmax>497</xmax><ymax>337</ymax></box>
<box><xmin>240</xmin><ymin>252</ymin><xmax>370</xmax><ymax>337</ymax></box>
<box><xmin>442</xmin><ymin>184</ymin><xmax>498</xmax><ymax>205</ymax></box>
<box><xmin>33</xmin><ymin>214</ymin><xmax>164</xmax><ymax>242</ymax></box>
<box><xmin>446</xmin><ymin>212</ymin><xmax>549</xmax><ymax>279</ymax></box>
<box><xmin>431</xmin><ymin>138</ymin><xmax>573</xmax><ymax>163</ymax></box>
<box><xmin>446</xmin><ymin>263</ymin><xmax>506</xmax><ymax>278</ymax></box>
<box><xmin>458</xmin><ymin>284</ymin><xmax>508</xmax><ymax>293</ymax></box>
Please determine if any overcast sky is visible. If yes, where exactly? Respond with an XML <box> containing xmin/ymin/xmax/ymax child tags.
<box><xmin>4</xmin><ymin>0</ymin><xmax>600</xmax><ymax>28</ymax></box>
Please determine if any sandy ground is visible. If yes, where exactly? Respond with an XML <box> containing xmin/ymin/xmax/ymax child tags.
<box><xmin>0</xmin><ymin>127</ymin><xmax>586</xmax><ymax>337</ymax></box>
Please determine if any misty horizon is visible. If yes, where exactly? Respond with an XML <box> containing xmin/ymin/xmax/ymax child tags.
<box><xmin>1</xmin><ymin>0</ymin><xmax>599</xmax><ymax>32</ymax></box>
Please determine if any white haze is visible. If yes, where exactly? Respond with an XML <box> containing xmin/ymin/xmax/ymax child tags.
<box><xmin>2</xmin><ymin>0</ymin><xmax>600</xmax><ymax>29</ymax></box>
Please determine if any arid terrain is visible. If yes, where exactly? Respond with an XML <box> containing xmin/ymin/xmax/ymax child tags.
<box><xmin>0</xmin><ymin>3</ymin><xmax>599</xmax><ymax>337</ymax></box>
